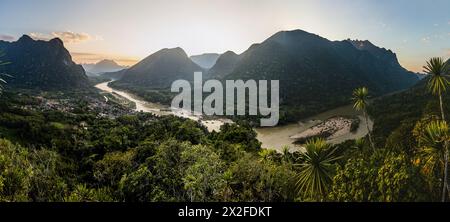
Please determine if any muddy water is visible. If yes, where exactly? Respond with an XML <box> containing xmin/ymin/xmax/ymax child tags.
<box><xmin>255</xmin><ymin>105</ymin><xmax>373</xmax><ymax>152</ymax></box>
<box><xmin>95</xmin><ymin>81</ymin><xmax>165</xmax><ymax>114</ymax></box>
<box><xmin>95</xmin><ymin>81</ymin><xmax>372</xmax><ymax>152</ymax></box>
<box><xmin>95</xmin><ymin>81</ymin><xmax>231</xmax><ymax>132</ymax></box>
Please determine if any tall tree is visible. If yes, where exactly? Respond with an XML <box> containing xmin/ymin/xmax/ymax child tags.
<box><xmin>423</xmin><ymin>57</ymin><xmax>449</xmax><ymax>202</ymax></box>
<box><xmin>295</xmin><ymin>138</ymin><xmax>341</xmax><ymax>200</ymax></box>
<box><xmin>352</xmin><ymin>87</ymin><xmax>375</xmax><ymax>150</ymax></box>
<box><xmin>424</xmin><ymin>57</ymin><xmax>449</xmax><ymax>120</ymax></box>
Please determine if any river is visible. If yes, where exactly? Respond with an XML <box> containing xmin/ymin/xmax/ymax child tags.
<box><xmin>95</xmin><ymin>81</ymin><xmax>372</xmax><ymax>152</ymax></box>
<box><xmin>255</xmin><ymin>105</ymin><xmax>373</xmax><ymax>152</ymax></box>
<box><xmin>95</xmin><ymin>81</ymin><xmax>232</xmax><ymax>132</ymax></box>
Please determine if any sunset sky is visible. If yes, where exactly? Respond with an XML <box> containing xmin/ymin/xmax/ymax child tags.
<box><xmin>0</xmin><ymin>0</ymin><xmax>449</xmax><ymax>72</ymax></box>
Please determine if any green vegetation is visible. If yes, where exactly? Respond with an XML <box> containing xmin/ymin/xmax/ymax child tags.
<box><xmin>367</xmin><ymin>57</ymin><xmax>450</xmax><ymax>202</ymax></box>
<box><xmin>417</xmin><ymin>120</ymin><xmax>449</xmax><ymax>201</ymax></box>
<box><xmin>423</xmin><ymin>57</ymin><xmax>449</xmax><ymax>201</ymax></box>
<box><xmin>295</xmin><ymin>138</ymin><xmax>341</xmax><ymax>200</ymax></box>
<box><xmin>329</xmin><ymin>150</ymin><xmax>428</xmax><ymax>201</ymax></box>
<box><xmin>2</xmin><ymin>82</ymin><xmax>448</xmax><ymax>202</ymax></box>
<box><xmin>109</xmin><ymin>81</ymin><xmax>175</xmax><ymax>105</ymax></box>
<box><xmin>0</xmin><ymin>92</ymin><xmax>299</xmax><ymax>202</ymax></box>
<box><xmin>88</xmin><ymin>76</ymin><xmax>113</xmax><ymax>86</ymax></box>
<box><xmin>0</xmin><ymin>43</ymin><xmax>449</xmax><ymax>202</ymax></box>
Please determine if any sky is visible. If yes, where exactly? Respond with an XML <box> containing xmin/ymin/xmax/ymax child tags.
<box><xmin>0</xmin><ymin>0</ymin><xmax>449</xmax><ymax>72</ymax></box>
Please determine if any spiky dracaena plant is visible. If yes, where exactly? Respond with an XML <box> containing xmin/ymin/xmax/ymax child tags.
<box><xmin>418</xmin><ymin>120</ymin><xmax>450</xmax><ymax>201</ymax></box>
<box><xmin>295</xmin><ymin>138</ymin><xmax>341</xmax><ymax>200</ymax></box>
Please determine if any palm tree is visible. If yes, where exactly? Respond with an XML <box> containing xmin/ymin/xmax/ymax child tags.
<box><xmin>352</xmin><ymin>87</ymin><xmax>374</xmax><ymax>150</ymax></box>
<box><xmin>295</xmin><ymin>138</ymin><xmax>341</xmax><ymax>200</ymax></box>
<box><xmin>418</xmin><ymin>120</ymin><xmax>449</xmax><ymax>201</ymax></box>
<box><xmin>423</xmin><ymin>57</ymin><xmax>449</xmax><ymax>121</ymax></box>
<box><xmin>423</xmin><ymin>57</ymin><xmax>450</xmax><ymax>201</ymax></box>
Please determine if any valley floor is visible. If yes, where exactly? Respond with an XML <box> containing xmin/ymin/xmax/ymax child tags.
<box><xmin>96</xmin><ymin>81</ymin><xmax>372</xmax><ymax>152</ymax></box>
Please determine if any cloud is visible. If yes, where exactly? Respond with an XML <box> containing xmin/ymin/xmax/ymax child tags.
<box><xmin>71</xmin><ymin>52</ymin><xmax>99</xmax><ymax>57</ymax></box>
<box><xmin>28</xmin><ymin>31</ymin><xmax>100</xmax><ymax>44</ymax></box>
<box><xmin>51</xmin><ymin>31</ymin><xmax>92</xmax><ymax>43</ymax></box>
<box><xmin>28</xmin><ymin>32</ymin><xmax>51</xmax><ymax>41</ymax></box>
<box><xmin>0</xmin><ymin>34</ymin><xmax>15</xmax><ymax>41</ymax></box>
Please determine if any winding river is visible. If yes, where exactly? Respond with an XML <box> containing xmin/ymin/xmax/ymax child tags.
<box><xmin>95</xmin><ymin>81</ymin><xmax>372</xmax><ymax>152</ymax></box>
<box><xmin>95</xmin><ymin>81</ymin><xmax>232</xmax><ymax>132</ymax></box>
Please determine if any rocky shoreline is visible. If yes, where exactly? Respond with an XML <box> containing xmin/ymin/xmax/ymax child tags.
<box><xmin>290</xmin><ymin>116</ymin><xmax>360</xmax><ymax>144</ymax></box>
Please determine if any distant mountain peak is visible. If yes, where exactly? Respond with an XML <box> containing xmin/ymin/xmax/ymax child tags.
<box><xmin>97</xmin><ymin>59</ymin><xmax>119</xmax><ymax>66</ymax></box>
<box><xmin>222</xmin><ymin>51</ymin><xmax>238</xmax><ymax>56</ymax></box>
<box><xmin>268</xmin><ymin>29</ymin><xmax>325</xmax><ymax>42</ymax></box>
<box><xmin>117</xmin><ymin>47</ymin><xmax>203</xmax><ymax>88</ymax></box>
<box><xmin>207</xmin><ymin>50</ymin><xmax>241</xmax><ymax>79</ymax></box>
<box><xmin>49</xmin><ymin>37</ymin><xmax>64</xmax><ymax>46</ymax></box>
<box><xmin>346</xmin><ymin>39</ymin><xmax>399</xmax><ymax>65</ymax></box>
<box><xmin>82</xmin><ymin>59</ymin><xmax>125</xmax><ymax>75</ymax></box>
<box><xmin>158</xmin><ymin>47</ymin><xmax>188</xmax><ymax>56</ymax></box>
<box><xmin>17</xmin><ymin>34</ymin><xmax>33</xmax><ymax>43</ymax></box>
<box><xmin>190</xmin><ymin>53</ymin><xmax>220</xmax><ymax>69</ymax></box>
<box><xmin>137</xmin><ymin>47</ymin><xmax>192</xmax><ymax>66</ymax></box>
<box><xmin>275</xmin><ymin>29</ymin><xmax>314</xmax><ymax>36</ymax></box>
<box><xmin>347</xmin><ymin>39</ymin><xmax>388</xmax><ymax>52</ymax></box>
<box><xmin>348</xmin><ymin>39</ymin><xmax>373</xmax><ymax>47</ymax></box>
<box><xmin>264</xmin><ymin>29</ymin><xmax>330</xmax><ymax>52</ymax></box>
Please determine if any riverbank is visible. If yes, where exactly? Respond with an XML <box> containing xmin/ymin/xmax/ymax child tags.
<box><xmin>290</xmin><ymin>116</ymin><xmax>360</xmax><ymax>144</ymax></box>
<box><xmin>256</xmin><ymin>105</ymin><xmax>373</xmax><ymax>152</ymax></box>
<box><xmin>95</xmin><ymin>81</ymin><xmax>232</xmax><ymax>132</ymax></box>
<box><xmin>95</xmin><ymin>81</ymin><xmax>373</xmax><ymax>152</ymax></box>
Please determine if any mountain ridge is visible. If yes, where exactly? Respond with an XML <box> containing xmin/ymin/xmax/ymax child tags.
<box><xmin>222</xmin><ymin>29</ymin><xmax>419</xmax><ymax>121</ymax></box>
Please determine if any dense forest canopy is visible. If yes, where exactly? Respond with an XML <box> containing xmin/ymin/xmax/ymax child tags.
<box><xmin>0</xmin><ymin>77</ymin><xmax>449</xmax><ymax>202</ymax></box>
